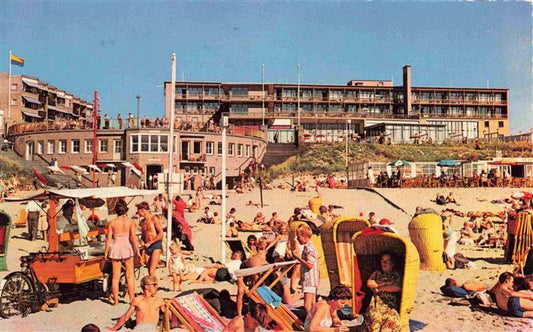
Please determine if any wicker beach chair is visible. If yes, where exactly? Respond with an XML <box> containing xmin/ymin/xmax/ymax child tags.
<box><xmin>351</xmin><ymin>229</ymin><xmax>420</xmax><ymax>331</ymax></box>
<box><xmin>163</xmin><ymin>291</ymin><xmax>226</xmax><ymax>332</ymax></box>
<box><xmin>234</xmin><ymin>261</ymin><xmax>304</xmax><ymax>331</ymax></box>
<box><xmin>512</xmin><ymin>212</ymin><xmax>533</xmax><ymax>274</ymax></box>
<box><xmin>320</xmin><ymin>216</ymin><xmax>370</xmax><ymax>288</ymax></box>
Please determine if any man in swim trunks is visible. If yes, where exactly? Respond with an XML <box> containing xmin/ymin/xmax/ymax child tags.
<box><xmin>137</xmin><ymin>201</ymin><xmax>164</xmax><ymax>277</ymax></box>
<box><xmin>493</xmin><ymin>272</ymin><xmax>533</xmax><ymax>318</ymax></box>
<box><xmin>107</xmin><ymin>275</ymin><xmax>166</xmax><ymax>331</ymax></box>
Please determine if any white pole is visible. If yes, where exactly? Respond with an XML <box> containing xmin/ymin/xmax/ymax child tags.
<box><xmin>8</xmin><ymin>50</ymin><xmax>12</xmax><ymax>119</ymax></box>
<box><xmin>221</xmin><ymin>116</ymin><xmax>228</xmax><ymax>263</ymax></box>
<box><xmin>262</xmin><ymin>64</ymin><xmax>265</xmax><ymax>126</ymax></box>
<box><xmin>345</xmin><ymin>119</ymin><xmax>351</xmax><ymax>168</ymax></box>
<box><xmin>297</xmin><ymin>64</ymin><xmax>300</xmax><ymax>126</ymax></box>
<box><xmin>166</xmin><ymin>53</ymin><xmax>176</xmax><ymax>266</ymax></box>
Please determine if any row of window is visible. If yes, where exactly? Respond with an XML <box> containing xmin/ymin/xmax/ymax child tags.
<box><xmin>175</xmin><ymin>86</ymin><xmax>505</xmax><ymax>101</ymax></box>
<box><xmin>129</xmin><ymin>134</ymin><xmax>255</xmax><ymax>157</ymax></box>
<box><xmin>36</xmin><ymin>139</ymin><xmax>122</xmax><ymax>155</ymax></box>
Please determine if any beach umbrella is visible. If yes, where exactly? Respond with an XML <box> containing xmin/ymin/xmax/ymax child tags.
<box><xmin>388</xmin><ymin>160</ymin><xmax>410</xmax><ymax>167</ymax></box>
<box><xmin>437</xmin><ymin>160</ymin><xmax>460</xmax><ymax>167</ymax></box>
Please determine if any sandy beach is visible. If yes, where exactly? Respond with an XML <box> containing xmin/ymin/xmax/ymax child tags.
<box><xmin>1</xmin><ymin>186</ymin><xmax>533</xmax><ymax>331</ymax></box>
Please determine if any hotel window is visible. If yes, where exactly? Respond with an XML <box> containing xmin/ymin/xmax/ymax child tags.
<box><xmin>204</xmin><ymin>87</ymin><xmax>219</xmax><ymax>96</ymax></box>
<box><xmin>141</xmin><ymin>135</ymin><xmax>149</xmax><ymax>152</ymax></box>
<box><xmin>193</xmin><ymin>141</ymin><xmax>202</xmax><ymax>154</ymax></box>
<box><xmin>301</xmin><ymin>89</ymin><xmax>313</xmax><ymax>99</ymax></box>
<box><xmin>85</xmin><ymin>139</ymin><xmax>93</xmax><ymax>153</ymax></box>
<box><xmin>72</xmin><ymin>140</ymin><xmax>80</xmax><ymax>153</ymax></box>
<box><xmin>302</xmin><ymin>104</ymin><xmax>313</xmax><ymax>113</ymax></box>
<box><xmin>114</xmin><ymin>140</ymin><xmax>122</xmax><ymax>153</ymax></box>
<box><xmin>282</xmin><ymin>89</ymin><xmax>297</xmax><ymax>98</ymax></box>
<box><xmin>282</xmin><ymin>103</ymin><xmax>296</xmax><ymax>113</ymax></box>
<box><xmin>217</xmin><ymin>142</ymin><xmax>222</xmax><ymax>155</ymax></box>
<box><xmin>209</xmin><ymin>167</ymin><xmax>215</xmax><ymax>174</ymax></box>
<box><xmin>237</xmin><ymin>144</ymin><xmax>243</xmax><ymax>157</ymax></box>
<box><xmin>48</xmin><ymin>141</ymin><xmax>55</xmax><ymax>154</ymax></box>
<box><xmin>204</xmin><ymin>102</ymin><xmax>219</xmax><ymax>112</ymax></box>
<box><xmin>99</xmin><ymin>139</ymin><xmax>108</xmax><ymax>153</ymax></box>
<box><xmin>484</xmin><ymin>121</ymin><xmax>489</xmax><ymax>127</ymax></box>
<box><xmin>230</xmin><ymin>104</ymin><xmax>248</xmax><ymax>114</ymax></box>
<box><xmin>150</xmin><ymin>135</ymin><xmax>159</xmax><ymax>152</ymax></box>
<box><xmin>11</xmin><ymin>83</ymin><xmax>17</xmax><ymax>91</ymax></box>
<box><xmin>37</xmin><ymin>141</ymin><xmax>44</xmax><ymax>155</ymax></box>
<box><xmin>245</xmin><ymin>145</ymin><xmax>250</xmax><ymax>157</ymax></box>
<box><xmin>206</xmin><ymin>141</ymin><xmax>214</xmax><ymax>155</ymax></box>
<box><xmin>160</xmin><ymin>135</ymin><xmax>168</xmax><ymax>152</ymax></box>
<box><xmin>330</xmin><ymin>90</ymin><xmax>343</xmax><ymax>101</ymax></box>
<box><xmin>231</xmin><ymin>87</ymin><xmax>248</xmax><ymax>97</ymax></box>
<box><xmin>10</xmin><ymin>98</ymin><xmax>17</xmax><ymax>106</ymax></box>
<box><xmin>59</xmin><ymin>140</ymin><xmax>67</xmax><ymax>154</ymax></box>
<box><xmin>131</xmin><ymin>135</ymin><xmax>139</xmax><ymax>152</ymax></box>
<box><xmin>189</xmin><ymin>87</ymin><xmax>202</xmax><ymax>96</ymax></box>
<box><xmin>228</xmin><ymin>143</ymin><xmax>234</xmax><ymax>156</ymax></box>
<box><xmin>498</xmin><ymin>121</ymin><xmax>504</xmax><ymax>128</ymax></box>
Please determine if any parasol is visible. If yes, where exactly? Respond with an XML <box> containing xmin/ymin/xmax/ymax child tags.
<box><xmin>388</xmin><ymin>160</ymin><xmax>410</xmax><ymax>167</ymax></box>
<box><xmin>437</xmin><ymin>160</ymin><xmax>460</xmax><ymax>167</ymax></box>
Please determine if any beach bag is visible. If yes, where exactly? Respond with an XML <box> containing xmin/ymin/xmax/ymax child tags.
<box><xmin>363</xmin><ymin>295</ymin><xmax>401</xmax><ymax>332</ymax></box>
<box><xmin>454</xmin><ymin>253</ymin><xmax>471</xmax><ymax>269</ymax></box>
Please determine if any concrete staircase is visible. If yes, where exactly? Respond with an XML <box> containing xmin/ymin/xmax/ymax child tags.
<box><xmin>5</xmin><ymin>150</ymin><xmax>78</xmax><ymax>188</ymax></box>
<box><xmin>261</xmin><ymin>143</ymin><xmax>302</xmax><ymax>169</ymax></box>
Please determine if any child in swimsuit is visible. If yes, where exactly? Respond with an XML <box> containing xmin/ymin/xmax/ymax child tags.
<box><xmin>169</xmin><ymin>243</ymin><xmax>186</xmax><ymax>291</ymax></box>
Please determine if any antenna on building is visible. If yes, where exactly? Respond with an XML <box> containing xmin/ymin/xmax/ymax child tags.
<box><xmin>487</xmin><ymin>80</ymin><xmax>490</xmax><ymax>88</ymax></box>
<box><xmin>182</xmin><ymin>72</ymin><xmax>185</xmax><ymax>81</ymax></box>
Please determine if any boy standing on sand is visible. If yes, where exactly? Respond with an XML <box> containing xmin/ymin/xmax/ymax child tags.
<box><xmin>107</xmin><ymin>275</ymin><xmax>167</xmax><ymax>331</ymax></box>
<box><xmin>137</xmin><ymin>201</ymin><xmax>164</xmax><ymax>277</ymax></box>
<box><xmin>293</xmin><ymin>224</ymin><xmax>319</xmax><ymax>316</ymax></box>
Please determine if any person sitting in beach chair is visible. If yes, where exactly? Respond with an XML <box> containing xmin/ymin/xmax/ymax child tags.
<box><xmin>492</xmin><ymin>272</ymin><xmax>533</xmax><ymax>318</ymax></box>
<box><xmin>363</xmin><ymin>252</ymin><xmax>402</xmax><ymax>331</ymax></box>
<box><xmin>107</xmin><ymin>275</ymin><xmax>167</xmax><ymax>331</ymax></box>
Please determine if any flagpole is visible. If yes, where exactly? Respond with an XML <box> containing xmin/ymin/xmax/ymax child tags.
<box><xmin>8</xmin><ymin>50</ymin><xmax>12</xmax><ymax>119</ymax></box>
<box><xmin>166</xmin><ymin>53</ymin><xmax>176</xmax><ymax>266</ymax></box>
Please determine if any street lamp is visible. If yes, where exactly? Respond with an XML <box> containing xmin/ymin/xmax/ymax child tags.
<box><xmin>136</xmin><ymin>94</ymin><xmax>141</xmax><ymax>128</ymax></box>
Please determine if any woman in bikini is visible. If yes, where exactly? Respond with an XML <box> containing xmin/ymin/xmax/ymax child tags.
<box><xmin>104</xmin><ymin>200</ymin><xmax>140</xmax><ymax>305</ymax></box>
<box><xmin>305</xmin><ymin>285</ymin><xmax>353</xmax><ymax>331</ymax></box>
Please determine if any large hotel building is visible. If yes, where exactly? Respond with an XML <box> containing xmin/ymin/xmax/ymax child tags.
<box><xmin>164</xmin><ymin>65</ymin><xmax>509</xmax><ymax>144</ymax></box>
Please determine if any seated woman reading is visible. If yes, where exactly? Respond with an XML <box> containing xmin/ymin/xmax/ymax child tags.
<box><xmin>305</xmin><ymin>285</ymin><xmax>354</xmax><ymax>331</ymax></box>
<box><xmin>364</xmin><ymin>252</ymin><xmax>402</xmax><ymax>331</ymax></box>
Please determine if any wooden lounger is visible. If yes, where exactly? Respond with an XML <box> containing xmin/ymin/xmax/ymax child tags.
<box><xmin>224</xmin><ymin>238</ymin><xmax>253</xmax><ymax>259</ymax></box>
<box><xmin>235</xmin><ymin>261</ymin><xmax>304</xmax><ymax>331</ymax></box>
<box><xmin>163</xmin><ymin>291</ymin><xmax>226</xmax><ymax>332</ymax></box>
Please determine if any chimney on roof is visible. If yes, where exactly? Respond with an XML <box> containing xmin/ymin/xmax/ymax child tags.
<box><xmin>403</xmin><ymin>65</ymin><xmax>412</xmax><ymax>115</ymax></box>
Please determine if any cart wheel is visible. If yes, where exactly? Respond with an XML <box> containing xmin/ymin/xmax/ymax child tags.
<box><xmin>0</xmin><ymin>272</ymin><xmax>36</xmax><ymax>319</ymax></box>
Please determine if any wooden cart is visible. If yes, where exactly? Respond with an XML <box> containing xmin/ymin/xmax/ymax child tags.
<box><xmin>0</xmin><ymin>186</ymin><xmax>155</xmax><ymax>318</ymax></box>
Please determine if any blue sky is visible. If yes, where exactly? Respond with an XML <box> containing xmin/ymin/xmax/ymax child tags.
<box><xmin>1</xmin><ymin>2</ymin><xmax>531</xmax><ymax>134</ymax></box>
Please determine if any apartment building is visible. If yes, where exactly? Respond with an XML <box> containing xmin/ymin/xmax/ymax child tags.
<box><xmin>0</xmin><ymin>73</ymin><xmax>93</xmax><ymax>136</ymax></box>
<box><xmin>164</xmin><ymin>65</ymin><xmax>509</xmax><ymax>143</ymax></box>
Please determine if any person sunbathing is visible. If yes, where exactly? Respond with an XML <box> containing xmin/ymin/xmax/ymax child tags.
<box><xmin>196</xmin><ymin>251</ymin><xmax>244</xmax><ymax>283</ymax></box>
<box><xmin>446</xmin><ymin>192</ymin><xmax>458</xmax><ymax>205</ymax></box>
<box><xmin>226</xmin><ymin>222</ymin><xmax>239</xmax><ymax>238</ymax></box>
<box><xmin>492</xmin><ymin>272</ymin><xmax>533</xmax><ymax>318</ymax></box>
<box><xmin>107</xmin><ymin>275</ymin><xmax>167</xmax><ymax>331</ymax></box>
<box><xmin>440</xmin><ymin>278</ymin><xmax>486</xmax><ymax>298</ymax></box>
<box><xmin>253</xmin><ymin>212</ymin><xmax>266</xmax><ymax>225</ymax></box>
<box><xmin>237</xmin><ymin>220</ymin><xmax>269</xmax><ymax>232</ymax></box>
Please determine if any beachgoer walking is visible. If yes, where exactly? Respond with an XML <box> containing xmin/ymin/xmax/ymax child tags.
<box><xmin>104</xmin><ymin>200</ymin><xmax>140</xmax><ymax>305</ymax></box>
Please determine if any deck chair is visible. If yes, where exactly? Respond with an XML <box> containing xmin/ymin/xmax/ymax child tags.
<box><xmin>234</xmin><ymin>260</ymin><xmax>304</xmax><ymax>331</ymax></box>
<box><xmin>224</xmin><ymin>238</ymin><xmax>252</xmax><ymax>259</ymax></box>
<box><xmin>163</xmin><ymin>291</ymin><xmax>226</xmax><ymax>332</ymax></box>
